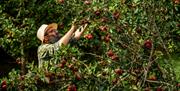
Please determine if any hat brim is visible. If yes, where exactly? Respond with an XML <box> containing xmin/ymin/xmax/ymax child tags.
<box><xmin>45</xmin><ymin>23</ymin><xmax>58</xmax><ymax>32</ymax></box>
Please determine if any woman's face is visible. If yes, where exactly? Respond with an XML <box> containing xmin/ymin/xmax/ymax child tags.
<box><xmin>44</xmin><ymin>28</ymin><xmax>61</xmax><ymax>44</ymax></box>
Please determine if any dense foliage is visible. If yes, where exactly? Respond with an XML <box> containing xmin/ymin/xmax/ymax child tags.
<box><xmin>0</xmin><ymin>0</ymin><xmax>180</xmax><ymax>90</ymax></box>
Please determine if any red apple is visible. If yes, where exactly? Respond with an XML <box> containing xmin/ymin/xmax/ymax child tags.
<box><xmin>1</xmin><ymin>80</ymin><xmax>7</xmax><ymax>86</ymax></box>
<box><xmin>104</xmin><ymin>34</ymin><xmax>111</xmax><ymax>42</ymax></box>
<box><xmin>61</xmin><ymin>59</ymin><xmax>66</xmax><ymax>65</ymax></box>
<box><xmin>67</xmin><ymin>84</ymin><xmax>77</xmax><ymax>91</ymax></box>
<box><xmin>94</xmin><ymin>10</ymin><xmax>101</xmax><ymax>16</ymax></box>
<box><xmin>84</xmin><ymin>34</ymin><xmax>93</xmax><ymax>39</ymax></box>
<box><xmin>111</xmin><ymin>55</ymin><xmax>119</xmax><ymax>60</ymax></box>
<box><xmin>144</xmin><ymin>39</ymin><xmax>152</xmax><ymax>49</ymax></box>
<box><xmin>114</xmin><ymin>68</ymin><xmax>123</xmax><ymax>75</ymax></box>
<box><xmin>107</xmin><ymin>50</ymin><xmax>114</xmax><ymax>57</ymax></box>
<box><xmin>1</xmin><ymin>85</ymin><xmax>7</xmax><ymax>91</ymax></box>
<box><xmin>113</xmin><ymin>10</ymin><xmax>120</xmax><ymax>20</ymax></box>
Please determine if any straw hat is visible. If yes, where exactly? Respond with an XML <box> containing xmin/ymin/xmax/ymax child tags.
<box><xmin>37</xmin><ymin>23</ymin><xmax>58</xmax><ymax>42</ymax></box>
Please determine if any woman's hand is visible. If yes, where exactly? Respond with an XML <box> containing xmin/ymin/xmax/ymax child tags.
<box><xmin>58</xmin><ymin>18</ymin><xmax>79</xmax><ymax>46</ymax></box>
<box><xmin>74</xmin><ymin>24</ymin><xmax>88</xmax><ymax>40</ymax></box>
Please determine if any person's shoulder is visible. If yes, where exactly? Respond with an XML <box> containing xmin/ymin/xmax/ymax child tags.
<box><xmin>38</xmin><ymin>44</ymin><xmax>50</xmax><ymax>48</ymax></box>
<box><xmin>38</xmin><ymin>44</ymin><xmax>51</xmax><ymax>51</ymax></box>
<box><xmin>38</xmin><ymin>43</ymin><xmax>60</xmax><ymax>52</ymax></box>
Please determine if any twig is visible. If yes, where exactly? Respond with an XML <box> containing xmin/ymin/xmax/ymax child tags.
<box><xmin>142</xmin><ymin>57</ymin><xmax>157</xmax><ymax>86</ymax></box>
<box><xmin>146</xmin><ymin>80</ymin><xmax>174</xmax><ymax>87</ymax></box>
<box><xmin>82</xmin><ymin>52</ymin><xmax>104</xmax><ymax>59</ymax></box>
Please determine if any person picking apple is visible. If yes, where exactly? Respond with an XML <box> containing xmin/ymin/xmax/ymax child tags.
<box><xmin>37</xmin><ymin>19</ymin><xmax>88</xmax><ymax>68</ymax></box>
